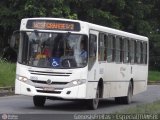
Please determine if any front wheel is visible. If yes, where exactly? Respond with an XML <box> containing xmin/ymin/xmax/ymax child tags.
<box><xmin>88</xmin><ymin>86</ymin><xmax>100</xmax><ymax>110</ymax></box>
<box><xmin>33</xmin><ymin>96</ymin><xmax>46</xmax><ymax>107</ymax></box>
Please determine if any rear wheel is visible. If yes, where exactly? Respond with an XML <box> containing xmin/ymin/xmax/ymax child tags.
<box><xmin>88</xmin><ymin>86</ymin><xmax>100</xmax><ymax>110</ymax></box>
<box><xmin>115</xmin><ymin>82</ymin><xmax>133</xmax><ymax>104</ymax></box>
<box><xmin>123</xmin><ymin>82</ymin><xmax>133</xmax><ymax>104</ymax></box>
<box><xmin>33</xmin><ymin>96</ymin><xmax>46</xmax><ymax>107</ymax></box>
<box><xmin>115</xmin><ymin>97</ymin><xmax>123</xmax><ymax>104</ymax></box>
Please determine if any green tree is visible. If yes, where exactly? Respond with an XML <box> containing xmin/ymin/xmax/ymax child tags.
<box><xmin>0</xmin><ymin>0</ymin><xmax>77</xmax><ymax>50</ymax></box>
<box><xmin>0</xmin><ymin>0</ymin><xmax>160</xmax><ymax>70</ymax></box>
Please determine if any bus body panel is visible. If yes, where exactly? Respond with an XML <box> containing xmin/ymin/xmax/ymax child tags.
<box><xmin>132</xmin><ymin>65</ymin><xmax>148</xmax><ymax>95</ymax></box>
<box><xmin>103</xmin><ymin>63</ymin><xmax>130</xmax><ymax>98</ymax></box>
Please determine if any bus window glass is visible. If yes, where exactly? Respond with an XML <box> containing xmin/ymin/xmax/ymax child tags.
<box><xmin>18</xmin><ymin>31</ymin><xmax>88</xmax><ymax>68</ymax></box>
<box><xmin>130</xmin><ymin>40</ymin><xmax>135</xmax><ymax>64</ymax></box>
<box><xmin>143</xmin><ymin>42</ymin><xmax>147</xmax><ymax>64</ymax></box>
<box><xmin>120</xmin><ymin>37</ymin><xmax>123</xmax><ymax>62</ymax></box>
<box><xmin>136</xmin><ymin>41</ymin><xmax>141</xmax><ymax>64</ymax></box>
<box><xmin>99</xmin><ymin>33</ymin><xmax>107</xmax><ymax>61</ymax></box>
<box><xmin>123</xmin><ymin>38</ymin><xmax>129</xmax><ymax>63</ymax></box>
<box><xmin>134</xmin><ymin>41</ymin><xmax>137</xmax><ymax>63</ymax></box>
<box><xmin>115</xmin><ymin>37</ymin><xmax>120</xmax><ymax>62</ymax></box>
<box><xmin>107</xmin><ymin>35</ymin><xmax>113</xmax><ymax>62</ymax></box>
<box><xmin>89</xmin><ymin>34</ymin><xmax>97</xmax><ymax>70</ymax></box>
<box><xmin>140</xmin><ymin>42</ymin><xmax>143</xmax><ymax>64</ymax></box>
<box><xmin>145</xmin><ymin>42</ymin><xmax>148</xmax><ymax>64</ymax></box>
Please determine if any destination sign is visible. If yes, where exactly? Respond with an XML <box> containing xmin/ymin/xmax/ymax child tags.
<box><xmin>26</xmin><ymin>20</ymin><xmax>80</xmax><ymax>31</ymax></box>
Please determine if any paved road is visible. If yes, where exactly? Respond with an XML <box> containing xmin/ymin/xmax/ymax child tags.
<box><xmin>0</xmin><ymin>85</ymin><xmax>160</xmax><ymax>119</ymax></box>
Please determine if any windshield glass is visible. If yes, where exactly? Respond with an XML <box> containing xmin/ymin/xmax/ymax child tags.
<box><xmin>18</xmin><ymin>31</ymin><xmax>88</xmax><ymax>68</ymax></box>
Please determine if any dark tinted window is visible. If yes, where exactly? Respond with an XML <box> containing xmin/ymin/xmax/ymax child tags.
<box><xmin>115</xmin><ymin>37</ymin><xmax>121</xmax><ymax>62</ymax></box>
<box><xmin>107</xmin><ymin>35</ymin><xmax>114</xmax><ymax>62</ymax></box>
<box><xmin>99</xmin><ymin>33</ymin><xmax>107</xmax><ymax>61</ymax></box>
<box><xmin>123</xmin><ymin>38</ymin><xmax>129</xmax><ymax>63</ymax></box>
<box><xmin>89</xmin><ymin>34</ymin><xmax>97</xmax><ymax>70</ymax></box>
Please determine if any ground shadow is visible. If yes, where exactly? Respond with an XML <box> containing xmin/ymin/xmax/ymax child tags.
<box><xmin>25</xmin><ymin>98</ymin><xmax>139</xmax><ymax>113</ymax></box>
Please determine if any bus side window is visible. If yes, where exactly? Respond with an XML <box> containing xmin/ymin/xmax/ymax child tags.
<box><xmin>120</xmin><ymin>37</ymin><xmax>123</xmax><ymax>62</ymax></box>
<box><xmin>115</xmin><ymin>36</ymin><xmax>120</xmax><ymax>63</ymax></box>
<box><xmin>88</xmin><ymin>34</ymin><xmax>97</xmax><ymax>70</ymax></box>
<box><xmin>123</xmin><ymin>38</ymin><xmax>129</xmax><ymax>63</ymax></box>
<box><xmin>98</xmin><ymin>33</ymin><xmax>107</xmax><ymax>61</ymax></box>
<box><xmin>136</xmin><ymin>41</ymin><xmax>141</xmax><ymax>64</ymax></box>
<box><xmin>107</xmin><ymin>35</ymin><xmax>114</xmax><ymax>62</ymax></box>
<box><xmin>134</xmin><ymin>40</ymin><xmax>137</xmax><ymax>63</ymax></box>
<box><xmin>143</xmin><ymin>42</ymin><xmax>147</xmax><ymax>64</ymax></box>
<box><xmin>130</xmin><ymin>39</ymin><xmax>135</xmax><ymax>64</ymax></box>
<box><xmin>145</xmin><ymin>42</ymin><xmax>148</xmax><ymax>64</ymax></box>
<box><xmin>140</xmin><ymin>42</ymin><xmax>143</xmax><ymax>64</ymax></box>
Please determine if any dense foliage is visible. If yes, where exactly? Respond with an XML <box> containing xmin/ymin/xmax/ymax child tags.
<box><xmin>0</xmin><ymin>0</ymin><xmax>160</xmax><ymax>70</ymax></box>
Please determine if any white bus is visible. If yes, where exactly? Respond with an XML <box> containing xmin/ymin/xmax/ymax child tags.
<box><xmin>15</xmin><ymin>18</ymin><xmax>148</xmax><ymax>109</ymax></box>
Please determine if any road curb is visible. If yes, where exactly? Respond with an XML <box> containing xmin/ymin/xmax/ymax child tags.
<box><xmin>0</xmin><ymin>86</ymin><xmax>15</xmax><ymax>97</ymax></box>
<box><xmin>148</xmin><ymin>81</ymin><xmax>160</xmax><ymax>85</ymax></box>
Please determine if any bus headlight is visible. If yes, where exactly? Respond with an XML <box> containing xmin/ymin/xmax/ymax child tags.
<box><xmin>16</xmin><ymin>74</ymin><xmax>28</xmax><ymax>82</ymax></box>
<box><xmin>68</xmin><ymin>79</ymin><xmax>86</xmax><ymax>87</ymax></box>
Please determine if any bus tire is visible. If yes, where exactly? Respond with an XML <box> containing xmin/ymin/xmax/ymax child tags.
<box><xmin>88</xmin><ymin>85</ymin><xmax>100</xmax><ymax>110</ymax></box>
<box><xmin>123</xmin><ymin>81</ymin><xmax>133</xmax><ymax>104</ymax></box>
<box><xmin>115</xmin><ymin>97</ymin><xmax>123</xmax><ymax>104</ymax></box>
<box><xmin>115</xmin><ymin>81</ymin><xmax>133</xmax><ymax>104</ymax></box>
<box><xmin>33</xmin><ymin>96</ymin><xmax>46</xmax><ymax>107</ymax></box>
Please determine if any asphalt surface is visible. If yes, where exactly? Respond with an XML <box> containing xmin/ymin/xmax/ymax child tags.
<box><xmin>0</xmin><ymin>85</ymin><xmax>160</xmax><ymax>120</ymax></box>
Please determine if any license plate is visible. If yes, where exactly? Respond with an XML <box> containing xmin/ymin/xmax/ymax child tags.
<box><xmin>43</xmin><ymin>87</ymin><xmax>54</xmax><ymax>91</ymax></box>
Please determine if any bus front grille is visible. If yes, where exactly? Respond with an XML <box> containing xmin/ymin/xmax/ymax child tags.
<box><xmin>31</xmin><ymin>80</ymin><xmax>68</xmax><ymax>85</ymax></box>
<box><xmin>29</xmin><ymin>70</ymin><xmax>72</xmax><ymax>76</ymax></box>
<box><xmin>36</xmin><ymin>90</ymin><xmax>61</xmax><ymax>94</ymax></box>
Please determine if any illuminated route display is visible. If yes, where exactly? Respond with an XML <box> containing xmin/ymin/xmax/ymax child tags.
<box><xmin>26</xmin><ymin>20</ymin><xmax>81</xmax><ymax>31</ymax></box>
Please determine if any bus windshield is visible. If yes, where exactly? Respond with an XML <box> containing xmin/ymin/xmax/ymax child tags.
<box><xmin>18</xmin><ymin>31</ymin><xmax>88</xmax><ymax>69</ymax></box>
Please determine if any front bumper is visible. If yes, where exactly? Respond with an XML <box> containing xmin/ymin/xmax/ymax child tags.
<box><xmin>15</xmin><ymin>79</ymin><xmax>86</xmax><ymax>99</ymax></box>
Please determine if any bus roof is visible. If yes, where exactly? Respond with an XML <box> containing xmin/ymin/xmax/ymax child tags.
<box><xmin>21</xmin><ymin>17</ymin><xmax>148</xmax><ymax>41</ymax></box>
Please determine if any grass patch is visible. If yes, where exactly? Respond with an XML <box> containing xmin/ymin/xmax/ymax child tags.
<box><xmin>148</xmin><ymin>71</ymin><xmax>160</xmax><ymax>82</ymax></box>
<box><xmin>117</xmin><ymin>100</ymin><xmax>160</xmax><ymax>114</ymax></box>
<box><xmin>0</xmin><ymin>58</ymin><xmax>16</xmax><ymax>87</ymax></box>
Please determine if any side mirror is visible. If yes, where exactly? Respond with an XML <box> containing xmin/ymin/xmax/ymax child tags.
<box><xmin>10</xmin><ymin>30</ymin><xmax>20</xmax><ymax>49</ymax></box>
<box><xmin>10</xmin><ymin>35</ymin><xmax>15</xmax><ymax>48</ymax></box>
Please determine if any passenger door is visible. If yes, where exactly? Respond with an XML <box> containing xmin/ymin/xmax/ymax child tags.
<box><xmin>86</xmin><ymin>30</ymin><xmax>99</xmax><ymax>98</ymax></box>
